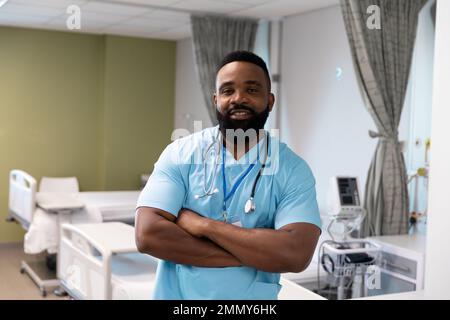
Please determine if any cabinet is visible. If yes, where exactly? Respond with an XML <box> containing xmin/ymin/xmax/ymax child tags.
<box><xmin>366</xmin><ymin>235</ymin><xmax>426</xmax><ymax>296</ymax></box>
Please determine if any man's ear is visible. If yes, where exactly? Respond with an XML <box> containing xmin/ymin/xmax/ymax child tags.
<box><xmin>268</xmin><ymin>93</ymin><xmax>275</xmax><ymax>112</ymax></box>
<box><xmin>212</xmin><ymin>93</ymin><xmax>217</xmax><ymax>108</ymax></box>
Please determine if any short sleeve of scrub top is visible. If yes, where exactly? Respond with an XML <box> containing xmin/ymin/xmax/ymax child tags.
<box><xmin>274</xmin><ymin>159</ymin><xmax>322</xmax><ymax>231</ymax></box>
<box><xmin>137</xmin><ymin>142</ymin><xmax>186</xmax><ymax>218</ymax></box>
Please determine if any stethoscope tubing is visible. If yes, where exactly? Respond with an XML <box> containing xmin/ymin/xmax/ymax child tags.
<box><xmin>196</xmin><ymin>129</ymin><xmax>270</xmax><ymax>215</ymax></box>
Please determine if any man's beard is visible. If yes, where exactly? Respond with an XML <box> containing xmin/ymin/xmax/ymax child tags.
<box><xmin>216</xmin><ymin>104</ymin><xmax>270</xmax><ymax>135</ymax></box>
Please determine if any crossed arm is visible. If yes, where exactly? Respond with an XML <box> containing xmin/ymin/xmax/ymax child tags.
<box><xmin>135</xmin><ymin>207</ymin><xmax>320</xmax><ymax>273</ymax></box>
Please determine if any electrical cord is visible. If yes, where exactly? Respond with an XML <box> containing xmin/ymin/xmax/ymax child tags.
<box><xmin>316</xmin><ymin>239</ymin><xmax>339</xmax><ymax>297</ymax></box>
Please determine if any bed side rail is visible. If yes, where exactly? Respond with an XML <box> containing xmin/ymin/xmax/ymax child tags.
<box><xmin>59</xmin><ymin>223</ymin><xmax>113</xmax><ymax>299</ymax></box>
<box><xmin>8</xmin><ymin>170</ymin><xmax>37</xmax><ymax>228</ymax></box>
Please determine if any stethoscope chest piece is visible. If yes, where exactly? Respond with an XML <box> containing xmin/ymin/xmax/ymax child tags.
<box><xmin>244</xmin><ymin>197</ymin><xmax>256</xmax><ymax>214</ymax></box>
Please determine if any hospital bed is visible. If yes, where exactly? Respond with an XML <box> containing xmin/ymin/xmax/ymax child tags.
<box><xmin>7</xmin><ymin>170</ymin><xmax>85</xmax><ymax>296</ymax></box>
<box><xmin>59</xmin><ymin>222</ymin><xmax>158</xmax><ymax>299</ymax></box>
<box><xmin>7</xmin><ymin>169</ymin><xmax>141</xmax><ymax>296</ymax></box>
<box><xmin>8</xmin><ymin>170</ymin><xmax>140</xmax><ymax>253</ymax></box>
<box><xmin>60</xmin><ymin>221</ymin><xmax>322</xmax><ymax>300</ymax></box>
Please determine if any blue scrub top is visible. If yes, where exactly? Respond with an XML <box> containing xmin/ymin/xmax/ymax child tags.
<box><xmin>137</xmin><ymin>126</ymin><xmax>321</xmax><ymax>300</ymax></box>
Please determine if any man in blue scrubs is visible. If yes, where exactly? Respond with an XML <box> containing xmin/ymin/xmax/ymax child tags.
<box><xmin>136</xmin><ymin>51</ymin><xmax>321</xmax><ymax>299</ymax></box>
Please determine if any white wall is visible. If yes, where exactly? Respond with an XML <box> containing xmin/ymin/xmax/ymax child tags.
<box><xmin>174</xmin><ymin>38</ymin><xmax>212</xmax><ymax>134</ymax></box>
<box><xmin>280</xmin><ymin>5</ymin><xmax>410</xmax><ymax>214</ymax></box>
<box><xmin>424</xmin><ymin>0</ymin><xmax>450</xmax><ymax>299</ymax></box>
<box><xmin>406</xmin><ymin>0</ymin><xmax>436</xmax><ymax>220</ymax></box>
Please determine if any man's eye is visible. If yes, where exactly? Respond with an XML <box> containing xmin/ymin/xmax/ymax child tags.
<box><xmin>221</xmin><ymin>89</ymin><xmax>233</xmax><ymax>95</ymax></box>
<box><xmin>248</xmin><ymin>88</ymin><xmax>259</xmax><ymax>93</ymax></box>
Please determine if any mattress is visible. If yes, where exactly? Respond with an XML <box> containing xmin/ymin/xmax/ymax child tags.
<box><xmin>110</xmin><ymin>253</ymin><xmax>158</xmax><ymax>300</ymax></box>
<box><xmin>65</xmin><ymin>252</ymin><xmax>159</xmax><ymax>300</ymax></box>
<box><xmin>72</xmin><ymin>191</ymin><xmax>141</xmax><ymax>223</ymax></box>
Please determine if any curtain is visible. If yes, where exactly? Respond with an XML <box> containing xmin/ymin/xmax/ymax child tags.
<box><xmin>191</xmin><ymin>15</ymin><xmax>259</xmax><ymax>125</ymax></box>
<box><xmin>430</xmin><ymin>0</ymin><xmax>436</xmax><ymax>28</ymax></box>
<box><xmin>340</xmin><ymin>0</ymin><xmax>427</xmax><ymax>236</ymax></box>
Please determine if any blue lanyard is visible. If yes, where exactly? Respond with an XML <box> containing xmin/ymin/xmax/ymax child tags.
<box><xmin>221</xmin><ymin>145</ymin><xmax>256</xmax><ymax>219</ymax></box>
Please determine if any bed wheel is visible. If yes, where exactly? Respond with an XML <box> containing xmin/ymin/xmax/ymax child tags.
<box><xmin>54</xmin><ymin>287</ymin><xmax>68</xmax><ymax>297</ymax></box>
<box><xmin>20</xmin><ymin>267</ymin><xmax>25</xmax><ymax>274</ymax></box>
<box><xmin>40</xmin><ymin>288</ymin><xmax>47</xmax><ymax>297</ymax></box>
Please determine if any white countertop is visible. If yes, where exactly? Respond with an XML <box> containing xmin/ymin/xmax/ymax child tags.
<box><xmin>278</xmin><ymin>277</ymin><xmax>326</xmax><ymax>300</ymax></box>
<box><xmin>353</xmin><ymin>290</ymin><xmax>429</xmax><ymax>300</ymax></box>
<box><xmin>280</xmin><ymin>261</ymin><xmax>328</xmax><ymax>300</ymax></box>
<box><xmin>367</xmin><ymin>234</ymin><xmax>426</xmax><ymax>256</ymax></box>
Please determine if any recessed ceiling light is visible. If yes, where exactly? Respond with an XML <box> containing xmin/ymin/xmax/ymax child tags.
<box><xmin>0</xmin><ymin>0</ymin><xmax>9</xmax><ymax>9</ymax></box>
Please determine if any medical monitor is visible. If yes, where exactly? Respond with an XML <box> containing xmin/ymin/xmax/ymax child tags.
<box><xmin>337</xmin><ymin>177</ymin><xmax>360</xmax><ymax>206</ymax></box>
<box><xmin>327</xmin><ymin>176</ymin><xmax>363</xmax><ymax>218</ymax></box>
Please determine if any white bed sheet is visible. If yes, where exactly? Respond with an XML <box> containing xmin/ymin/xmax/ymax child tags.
<box><xmin>72</xmin><ymin>191</ymin><xmax>141</xmax><ymax>223</ymax></box>
<box><xmin>110</xmin><ymin>253</ymin><xmax>158</xmax><ymax>300</ymax></box>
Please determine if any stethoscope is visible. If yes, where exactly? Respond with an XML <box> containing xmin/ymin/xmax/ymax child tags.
<box><xmin>194</xmin><ymin>130</ymin><xmax>221</xmax><ymax>199</ymax></box>
<box><xmin>194</xmin><ymin>129</ymin><xmax>270</xmax><ymax>217</ymax></box>
<box><xmin>244</xmin><ymin>137</ymin><xmax>269</xmax><ymax>214</ymax></box>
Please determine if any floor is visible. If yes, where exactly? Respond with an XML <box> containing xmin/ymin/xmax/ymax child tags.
<box><xmin>0</xmin><ymin>243</ymin><xmax>66</xmax><ymax>300</ymax></box>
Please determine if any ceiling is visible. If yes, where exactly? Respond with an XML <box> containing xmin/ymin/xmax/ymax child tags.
<box><xmin>0</xmin><ymin>0</ymin><xmax>338</xmax><ymax>40</ymax></box>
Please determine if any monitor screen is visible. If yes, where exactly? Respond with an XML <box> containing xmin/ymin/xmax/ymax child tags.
<box><xmin>337</xmin><ymin>177</ymin><xmax>360</xmax><ymax>206</ymax></box>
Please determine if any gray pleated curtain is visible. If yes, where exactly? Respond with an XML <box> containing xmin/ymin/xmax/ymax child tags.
<box><xmin>340</xmin><ymin>0</ymin><xmax>427</xmax><ymax>236</ymax></box>
<box><xmin>430</xmin><ymin>0</ymin><xmax>436</xmax><ymax>27</ymax></box>
<box><xmin>191</xmin><ymin>15</ymin><xmax>259</xmax><ymax>125</ymax></box>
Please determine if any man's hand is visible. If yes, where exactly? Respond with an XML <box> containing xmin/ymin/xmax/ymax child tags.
<box><xmin>176</xmin><ymin>208</ymin><xmax>209</xmax><ymax>238</ymax></box>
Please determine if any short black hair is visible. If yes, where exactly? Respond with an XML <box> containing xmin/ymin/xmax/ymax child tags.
<box><xmin>217</xmin><ymin>50</ymin><xmax>271</xmax><ymax>89</ymax></box>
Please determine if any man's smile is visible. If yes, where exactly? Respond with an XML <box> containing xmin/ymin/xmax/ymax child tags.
<box><xmin>228</xmin><ymin>108</ymin><xmax>254</xmax><ymax>120</ymax></box>
<box><xmin>230</xmin><ymin>111</ymin><xmax>252</xmax><ymax>120</ymax></box>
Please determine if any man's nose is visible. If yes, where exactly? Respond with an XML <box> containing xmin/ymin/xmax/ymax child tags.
<box><xmin>230</xmin><ymin>90</ymin><xmax>249</xmax><ymax>105</ymax></box>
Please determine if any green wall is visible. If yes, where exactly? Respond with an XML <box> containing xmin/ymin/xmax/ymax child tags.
<box><xmin>101</xmin><ymin>36</ymin><xmax>175</xmax><ymax>190</ymax></box>
<box><xmin>0</xmin><ymin>27</ymin><xmax>176</xmax><ymax>243</ymax></box>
